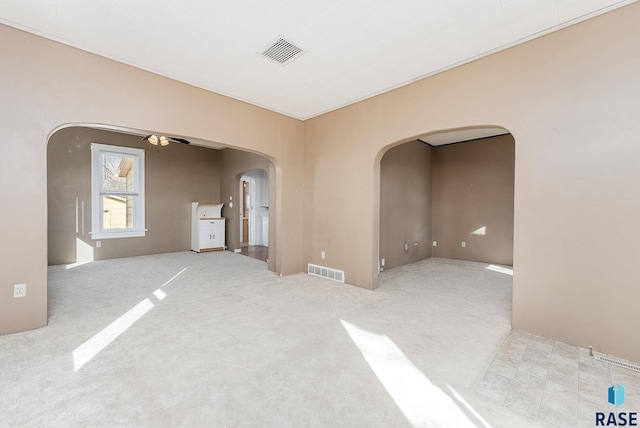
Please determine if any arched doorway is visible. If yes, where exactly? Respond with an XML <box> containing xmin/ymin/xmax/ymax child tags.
<box><xmin>238</xmin><ymin>169</ymin><xmax>270</xmax><ymax>262</ymax></box>
<box><xmin>47</xmin><ymin>124</ymin><xmax>276</xmax><ymax>271</ymax></box>
<box><xmin>377</xmin><ymin>126</ymin><xmax>515</xmax><ymax>272</ymax></box>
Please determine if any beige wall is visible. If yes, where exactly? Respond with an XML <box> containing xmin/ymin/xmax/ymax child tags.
<box><xmin>379</xmin><ymin>140</ymin><xmax>433</xmax><ymax>270</ymax></box>
<box><xmin>0</xmin><ymin>24</ymin><xmax>304</xmax><ymax>335</ymax></box>
<box><xmin>47</xmin><ymin>126</ymin><xmax>222</xmax><ymax>265</ymax></box>
<box><xmin>219</xmin><ymin>148</ymin><xmax>276</xmax><ymax>272</ymax></box>
<box><xmin>432</xmin><ymin>135</ymin><xmax>515</xmax><ymax>265</ymax></box>
<box><xmin>305</xmin><ymin>3</ymin><xmax>640</xmax><ymax>360</ymax></box>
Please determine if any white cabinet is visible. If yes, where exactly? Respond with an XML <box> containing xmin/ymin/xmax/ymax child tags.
<box><xmin>196</xmin><ymin>218</ymin><xmax>225</xmax><ymax>252</ymax></box>
<box><xmin>191</xmin><ymin>202</ymin><xmax>225</xmax><ymax>252</ymax></box>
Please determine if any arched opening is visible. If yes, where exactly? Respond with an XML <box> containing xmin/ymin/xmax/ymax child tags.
<box><xmin>375</xmin><ymin>125</ymin><xmax>515</xmax><ymax>300</ymax></box>
<box><xmin>237</xmin><ymin>169</ymin><xmax>269</xmax><ymax>262</ymax></box>
<box><xmin>47</xmin><ymin>124</ymin><xmax>277</xmax><ymax>271</ymax></box>
<box><xmin>377</xmin><ymin>126</ymin><xmax>515</xmax><ymax>272</ymax></box>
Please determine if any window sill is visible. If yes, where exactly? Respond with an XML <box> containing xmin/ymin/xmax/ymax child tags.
<box><xmin>91</xmin><ymin>230</ymin><xmax>146</xmax><ymax>240</ymax></box>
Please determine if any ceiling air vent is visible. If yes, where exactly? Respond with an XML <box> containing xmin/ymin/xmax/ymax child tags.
<box><xmin>259</xmin><ymin>37</ymin><xmax>305</xmax><ymax>66</ymax></box>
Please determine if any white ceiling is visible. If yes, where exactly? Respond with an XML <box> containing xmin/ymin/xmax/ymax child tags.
<box><xmin>418</xmin><ymin>126</ymin><xmax>509</xmax><ymax>146</ymax></box>
<box><xmin>1</xmin><ymin>0</ymin><xmax>636</xmax><ymax>120</ymax></box>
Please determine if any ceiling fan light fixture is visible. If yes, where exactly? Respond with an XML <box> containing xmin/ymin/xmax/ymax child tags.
<box><xmin>146</xmin><ymin>134</ymin><xmax>159</xmax><ymax>145</ymax></box>
<box><xmin>142</xmin><ymin>133</ymin><xmax>191</xmax><ymax>147</ymax></box>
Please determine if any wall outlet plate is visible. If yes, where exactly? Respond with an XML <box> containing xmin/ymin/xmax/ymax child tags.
<box><xmin>14</xmin><ymin>283</ymin><xmax>26</xmax><ymax>298</ymax></box>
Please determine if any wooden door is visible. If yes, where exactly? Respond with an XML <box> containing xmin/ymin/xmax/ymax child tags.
<box><xmin>242</xmin><ymin>180</ymin><xmax>249</xmax><ymax>243</ymax></box>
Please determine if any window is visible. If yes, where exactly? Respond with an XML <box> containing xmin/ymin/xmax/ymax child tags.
<box><xmin>91</xmin><ymin>143</ymin><xmax>145</xmax><ymax>239</ymax></box>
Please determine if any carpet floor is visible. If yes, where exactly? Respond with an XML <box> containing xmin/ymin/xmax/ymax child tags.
<box><xmin>2</xmin><ymin>252</ymin><xmax>635</xmax><ymax>427</ymax></box>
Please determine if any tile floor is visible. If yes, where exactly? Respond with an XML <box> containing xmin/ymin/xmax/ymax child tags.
<box><xmin>477</xmin><ymin>329</ymin><xmax>640</xmax><ymax>427</ymax></box>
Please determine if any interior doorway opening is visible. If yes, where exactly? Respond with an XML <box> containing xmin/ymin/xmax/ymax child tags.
<box><xmin>47</xmin><ymin>124</ymin><xmax>277</xmax><ymax>272</ymax></box>
<box><xmin>238</xmin><ymin>169</ymin><xmax>269</xmax><ymax>262</ymax></box>
<box><xmin>377</xmin><ymin>126</ymin><xmax>515</xmax><ymax>273</ymax></box>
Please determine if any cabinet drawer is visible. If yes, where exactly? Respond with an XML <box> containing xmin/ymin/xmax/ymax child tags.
<box><xmin>200</xmin><ymin>219</ymin><xmax>223</xmax><ymax>225</ymax></box>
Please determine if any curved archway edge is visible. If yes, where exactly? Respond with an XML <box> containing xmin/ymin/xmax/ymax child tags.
<box><xmin>372</xmin><ymin>125</ymin><xmax>516</xmax><ymax>289</ymax></box>
<box><xmin>47</xmin><ymin>122</ymin><xmax>282</xmax><ymax>275</ymax></box>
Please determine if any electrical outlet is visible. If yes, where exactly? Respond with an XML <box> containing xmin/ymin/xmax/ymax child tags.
<box><xmin>381</xmin><ymin>258</ymin><xmax>385</xmax><ymax>266</ymax></box>
<box><xmin>321</xmin><ymin>251</ymin><xmax>326</xmax><ymax>259</ymax></box>
<box><xmin>433</xmin><ymin>241</ymin><xmax>437</xmax><ymax>247</ymax></box>
<box><xmin>461</xmin><ymin>241</ymin><xmax>466</xmax><ymax>248</ymax></box>
<box><xmin>404</xmin><ymin>242</ymin><xmax>409</xmax><ymax>251</ymax></box>
<box><xmin>96</xmin><ymin>241</ymin><xmax>101</xmax><ymax>248</ymax></box>
<box><xmin>14</xmin><ymin>284</ymin><xmax>26</xmax><ymax>298</ymax></box>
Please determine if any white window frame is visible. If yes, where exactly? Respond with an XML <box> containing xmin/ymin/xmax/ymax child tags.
<box><xmin>91</xmin><ymin>143</ymin><xmax>146</xmax><ymax>239</ymax></box>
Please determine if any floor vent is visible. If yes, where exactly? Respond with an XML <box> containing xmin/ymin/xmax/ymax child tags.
<box><xmin>308</xmin><ymin>263</ymin><xmax>344</xmax><ymax>283</ymax></box>
<box><xmin>259</xmin><ymin>37</ymin><xmax>305</xmax><ymax>66</ymax></box>
<box><xmin>594</xmin><ymin>353</ymin><xmax>640</xmax><ymax>373</ymax></box>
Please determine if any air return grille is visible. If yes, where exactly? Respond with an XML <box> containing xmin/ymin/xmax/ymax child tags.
<box><xmin>593</xmin><ymin>353</ymin><xmax>640</xmax><ymax>373</ymax></box>
<box><xmin>308</xmin><ymin>263</ymin><xmax>344</xmax><ymax>283</ymax></box>
<box><xmin>259</xmin><ymin>37</ymin><xmax>305</xmax><ymax>65</ymax></box>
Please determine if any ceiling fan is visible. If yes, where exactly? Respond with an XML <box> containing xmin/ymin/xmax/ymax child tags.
<box><xmin>142</xmin><ymin>134</ymin><xmax>191</xmax><ymax>146</ymax></box>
